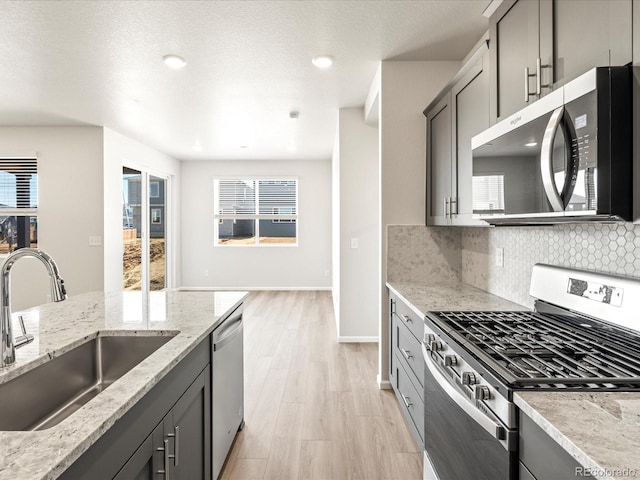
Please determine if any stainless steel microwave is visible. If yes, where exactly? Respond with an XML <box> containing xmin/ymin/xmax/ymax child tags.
<box><xmin>471</xmin><ymin>67</ymin><xmax>632</xmax><ymax>225</ymax></box>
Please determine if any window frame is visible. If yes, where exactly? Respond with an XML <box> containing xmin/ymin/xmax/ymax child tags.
<box><xmin>213</xmin><ymin>177</ymin><xmax>298</xmax><ymax>247</ymax></box>
<box><xmin>0</xmin><ymin>157</ymin><xmax>38</xmax><ymax>256</ymax></box>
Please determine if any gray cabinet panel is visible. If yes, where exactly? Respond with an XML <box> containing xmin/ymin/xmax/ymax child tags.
<box><xmin>171</xmin><ymin>366</ymin><xmax>211</xmax><ymax>480</ymax></box>
<box><xmin>451</xmin><ymin>56</ymin><xmax>489</xmax><ymax>224</ymax></box>
<box><xmin>426</xmin><ymin>93</ymin><xmax>452</xmax><ymax>224</ymax></box>
<box><xmin>113</xmin><ymin>423</ymin><xmax>163</xmax><ymax>480</ymax></box>
<box><xmin>492</xmin><ymin>0</ymin><xmax>543</xmax><ymax>121</ymax></box>
<box><xmin>554</xmin><ymin>0</ymin><xmax>631</xmax><ymax>85</ymax></box>
<box><xmin>519</xmin><ymin>411</ymin><xmax>595</xmax><ymax>479</ymax></box>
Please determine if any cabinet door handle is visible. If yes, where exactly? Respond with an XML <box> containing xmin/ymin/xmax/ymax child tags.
<box><xmin>450</xmin><ymin>197</ymin><xmax>457</xmax><ymax>216</ymax></box>
<box><xmin>399</xmin><ymin>313</ymin><xmax>412</xmax><ymax>324</ymax></box>
<box><xmin>536</xmin><ymin>57</ymin><xmax>551</xmax><ymax>95</ymax></box>
<box><xmin>401</xmin><ymin>394</ymin><xmax>413</xmax><ymax>409</ymax></box>
<box><xmin>524</xmin><ymin>67</ymin><xmax>536</xmax><ymax>102</ymax></box>
<box><xmin>171</xmin><ymin>426</ymin><xmax>179</xmax><ymax>466</ymax></box>
<box><xmin>401</xmin><ymin>348</ymin><xmax>413</xmax><ymax>360</ymax></box>
<box><xmin>157</xmin><ymin>439</ymin><xmax>170</xmax><ymax>479</ymax></box>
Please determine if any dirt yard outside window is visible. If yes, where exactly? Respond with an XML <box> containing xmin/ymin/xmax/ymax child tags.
<box><xmin>123</xmin><ymin>238</ymin><xmax>166</xmax><ymax>290</ymax></box>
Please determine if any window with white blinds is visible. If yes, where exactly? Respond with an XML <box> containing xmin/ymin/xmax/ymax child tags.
<box><xmin>214</xmin><ymin>179</ymin><xmax>297</xmax><ymax>246</ymax></box>
<box><xmin>472</xmin><ymin>174</ymin><xmax>505</xmax><ymax>214</ymax></box>
<box><xmin>0</xmin><ymin>158</ymin><xmax>38</xmax><ymax>254</ymax></box>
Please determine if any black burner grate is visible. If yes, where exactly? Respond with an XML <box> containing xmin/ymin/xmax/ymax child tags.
<box><xmin>427</xmin><ymin>310</ymin><xmax>640</xmax><ymax>389</ymax></box>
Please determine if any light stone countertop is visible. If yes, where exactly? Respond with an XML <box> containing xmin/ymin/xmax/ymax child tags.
<box><xmin>0</xmin><ymin>289</ymin><xmax>247</xmax><ymax>480</ymax></box>
<box><xmin>516</xmin><ymin>392</ymin><xmax>640</xmax><ymax>480</ymax></box>
<box><xmin>388</xmin><ymin>281</ymin><xmax>640</xmax><ymax>479</ymax></box>
<box><xmin>387</xmin><ymin>280</ymin><xmax>527</xmax><ymax>315</ymax></box>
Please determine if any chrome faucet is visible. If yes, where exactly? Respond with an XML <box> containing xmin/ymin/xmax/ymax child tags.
<box><xmin>1</xmin><ymin>248</ymin><xmax>67</xmax><ymax>367</ymax></box>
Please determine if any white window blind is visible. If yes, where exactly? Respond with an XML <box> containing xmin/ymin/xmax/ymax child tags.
<box><xmin>472</xmin><ymin>174</ymin><xmax>505</xmax><ymax>213</ymax></box>
<box><xmin>0</xmin><ymin>158</ymin><xmax>38</xmax><ymax>211</ymax></box>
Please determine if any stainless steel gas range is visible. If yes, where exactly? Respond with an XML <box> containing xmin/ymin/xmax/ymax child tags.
<box><xmin>421</xmin><ymin>264</ymin><xmax>640</xmax><ymax>480</ymax></box>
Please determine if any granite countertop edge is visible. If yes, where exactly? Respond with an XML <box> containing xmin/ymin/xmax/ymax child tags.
<box><xmin>0</xmin><ymin>289</ymin><xmax>248</xmax><ymax>480</ymax></box>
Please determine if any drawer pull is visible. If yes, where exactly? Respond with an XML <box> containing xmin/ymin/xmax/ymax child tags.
<box><xmin>401</xmin><ymin>394</ymin><xmax>413</xmax><ymax>409</ymax></box>
<box><xmin>157</xmin><ymin>439</ymin><xmax>170</xmax><ymax>479</ymax></box>
<box><xmin>400</xmin><ymin>314</ymin><xmax>412</xmax><ymax>323</ymax></box>
<box><xmin>401</xmin><ymin>348</ymin><xmax>413</xmax><ymax>360</ymax></box>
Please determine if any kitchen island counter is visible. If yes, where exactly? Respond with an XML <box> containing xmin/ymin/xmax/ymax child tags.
<box><xmin>0</xmin><ymin>289</ymin><xmax>247</xmax><ymax>480</ymax></box>
<box><xmin>516</xmin><ymin>391</ymin><xmax>640</xmax><ymax>480</ymax></box>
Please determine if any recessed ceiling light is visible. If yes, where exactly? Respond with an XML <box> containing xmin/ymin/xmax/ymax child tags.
<box><xmin>287</xmin><ymin>144</ymin><xmax>297</xmax><ymax>152</ymax></box>
<box><xmin>192</xmin><ymin>141</ymin><xmax>203</xmax><ymax>152</ymax></box>
<box><xmin>289</xmin><ymin>111</ymin><xmax>300</xmax><ymax>119</ymax></box>
<box><xmin>525</xmin><ymin>142</ymin><xmax>538</xmax><ymax>147</ymax></box>
<box><xmin>312</xmin><ymin>55</ymin><xmax>334</xmax><ymax>68</ymax></box>
<box><xmin>163</xmin><ymin>54</ymin><xmax>187</xmax><ymax>69</ymax></box>
<box><xmin>240</xmin><ymin>145</ymin><xmax>249</xmax><ymax>149</ymax></box>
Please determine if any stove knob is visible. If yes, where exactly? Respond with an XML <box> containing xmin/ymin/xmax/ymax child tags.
<box><xmin>423</xmin><ymin>333</ymin><xmax>436</xmax><ymax>345</ymax></box>
<box><xmin>444</xmin><ymin>355</ymin><xmax>458</xmax><ymax>367</ymax></box>
<box><xmin>429</xmin><ymin>340</ymin><xmax>444</xmax><ymax>352</ymax></box>
<box><xmin>462</xmin><ymin>372</ymin><xmax>477</xmax><ymax>385</ymax></box>
<box><xmin>474</xmin><ymin>385</ymin><xmax>491</xmax><ymax>401</ymax></box>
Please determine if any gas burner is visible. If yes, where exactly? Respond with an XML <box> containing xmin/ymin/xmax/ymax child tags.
<box><xmin>507</xmin><ymin>357</ymin><xmax>554</xmax><ymax>378</ymax></box>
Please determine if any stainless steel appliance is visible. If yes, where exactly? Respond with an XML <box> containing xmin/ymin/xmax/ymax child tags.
<box><xmin>422</xmin><ymin>264</ymin><xmax>640</xmax><ymax>480</ymax></box>
<box><xmin>471</xmin><ymin>67</ymin><xmax>632</xmax><ymax>225</ymax></box>
<box><xmin>211</xmin><ymin>302</ymin><xmax>244</xmax><ymax>479</ymax></box>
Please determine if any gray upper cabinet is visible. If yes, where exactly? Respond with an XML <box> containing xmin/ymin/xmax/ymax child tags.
<box><xmin>490</xmin><ymin>0</ymin><xmax>632</xmax><ymax>124</ymax></box>
<box><xmin>490</xmin><ymin>0</ymin><xmax>551</xmax><ymax>122</ymax></box>
<box><xmin>425</xmin><ymin>45</ymin><xmax>489</xmax><ymax>226</ymax></box>
<box><xmin>553</xmin><ymin>0</ymin><xmax>631</xmax><ymax>85</ymax></box>
<box><xmin>450</xmin><ymin>55</ymin><xmax>490</xmax><ymax>226</ymax></box>
<box><xmin>425</xmin><ymin>93</ymin><xmax>452</xmax><ymax>224</ymax></box>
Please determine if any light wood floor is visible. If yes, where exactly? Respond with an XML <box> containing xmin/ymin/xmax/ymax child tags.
<box><xmin>220</xmin><ymin>290</ymin><xmax>423</xmax><ymax>480</ymax></box>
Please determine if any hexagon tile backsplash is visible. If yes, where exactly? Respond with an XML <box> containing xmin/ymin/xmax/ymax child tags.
<box><xmin>387</xmin><ymin>223</ymin><xmax>640</xmax><ymax>310</ymax></box>
<box><xmin>461</xmin><ymin>223</ymin><xmax>640</xmax><ymax>308</ymax></box>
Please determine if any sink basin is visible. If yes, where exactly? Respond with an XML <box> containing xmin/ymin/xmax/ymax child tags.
<box><xmin>0</xmin><ymin>334</ymin><xmax>176</xmax><ymax>431</ymax></box>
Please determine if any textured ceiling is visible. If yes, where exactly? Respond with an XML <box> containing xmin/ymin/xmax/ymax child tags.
<box><xmin>0</xmin><ymin>1</ymin><xmax>489</xmax><ymax>161</ymax></box>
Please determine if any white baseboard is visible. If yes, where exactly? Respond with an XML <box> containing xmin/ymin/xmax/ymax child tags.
<box><xmin>337</xmin><ymin>336</ymin><xmax>378</xmax><ymax>343</ymax></box>
<box><xmin>377</xmin><ymin>375</ymin><xmax>392</xmax><ymax>390</ymax></box>
<box><xmin>177</xmin><ymin>286</ymin><xmax>332</xmax><ymax>291</ymax></box>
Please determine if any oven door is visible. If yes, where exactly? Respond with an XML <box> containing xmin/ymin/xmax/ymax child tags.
<box><xmin>422</xmin><ymin>343</ymin><xmax>518</xmax><ymax>480</ymax></box>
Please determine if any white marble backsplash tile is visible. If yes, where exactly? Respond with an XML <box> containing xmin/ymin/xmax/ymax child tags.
<box><xmin>387</xmin><ymin>225</ymin><xmax>461</xmax><ymax>284</ymax></box>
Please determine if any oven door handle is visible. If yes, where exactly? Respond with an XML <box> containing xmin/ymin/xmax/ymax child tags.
<box><xmin>422</xmin><ymin>342</ymin><xmax>506</xmax><ymax>443</ymax></box>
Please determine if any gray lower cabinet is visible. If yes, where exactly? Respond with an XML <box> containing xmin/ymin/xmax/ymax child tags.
<box><xmin>389</xmin><ymin>291</ymin><xmax>424</xmax><ymax>450</ymax></box>
<box><xmin>519</xmin><ymin>410</ymin><xmax>594</xmax><ymax>479</ymax></box>
<box><xmin>60</xmin><ymin>336</ymin><xmax>212</xmax><ymax>480</ymax></box>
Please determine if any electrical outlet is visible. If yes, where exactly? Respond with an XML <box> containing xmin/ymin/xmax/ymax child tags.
<box><xmin>204</xmin><ymin>270</ymin><xmax>209</xmax><ymax>277</ymax></box>
<box><xmin>495</xmin><ymin>247</ymin><xmax>504</xmax><ymax>267</ymax></box>
<box><xmin>324</xmin><ymin>269</ymin><xmax>330</xmax><ymax>277</ymax></box>
<box><xmin>350</xmin><ymin>238</ymin><xmax>358</xmax><ymax>249</ymax></box>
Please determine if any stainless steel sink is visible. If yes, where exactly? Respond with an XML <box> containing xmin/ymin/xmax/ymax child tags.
<box><xmin>0</xmin><ymin>334</ymin><xmax>176</xmax><ymax>431</ymax></box>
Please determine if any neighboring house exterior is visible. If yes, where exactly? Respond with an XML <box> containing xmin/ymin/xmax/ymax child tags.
<box><xmin>123</xmin><ymin>177</ymin><xmax>165</xmax><ymax>238</ymax></box>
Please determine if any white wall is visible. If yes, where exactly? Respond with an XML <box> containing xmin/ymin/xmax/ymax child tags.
<box><xmin>0</xmin><ymin>127</ymin><xmax>105</xmax><ymax>310</ymax></box>
<box><xmin>103</xmin><ymin>128</ymin><xmax>182</xmax><ymax>292</ymax></box>
<box><xmin>333</xmin><ymin>108</ymin><xmax>379</xmax><ymax>340</ymax></box>
<box><xmin>180</xmin><ymin>159</ymin><xmax>332</xmax><ymax>289</ymax></box>
<box><xmin>378</xmin><ymin>60</ymin><xmax>461</xmax><ymax>385</ymax></box>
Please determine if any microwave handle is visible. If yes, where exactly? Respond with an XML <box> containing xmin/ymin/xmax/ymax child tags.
<box><xmin>540</xmin><ymin>106</ymin><xmax>565</xmax><ymax>212</ymax></box>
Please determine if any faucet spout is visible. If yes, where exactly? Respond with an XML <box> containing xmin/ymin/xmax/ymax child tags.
<box><xmin>1</xmin><ymin>248</ymin><xmax>67</xmax><ymax>367</ymax></box>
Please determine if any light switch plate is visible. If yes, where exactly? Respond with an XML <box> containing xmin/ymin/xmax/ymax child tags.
<box><xmin>495</xmin><ymin>247</ymin><xmax>504</xmax><ymax>267</ymax></box>
<box><xmin>89</xmin><ymin>236</ymin><xmax>102</xmax><ymax>246</ymax></box>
